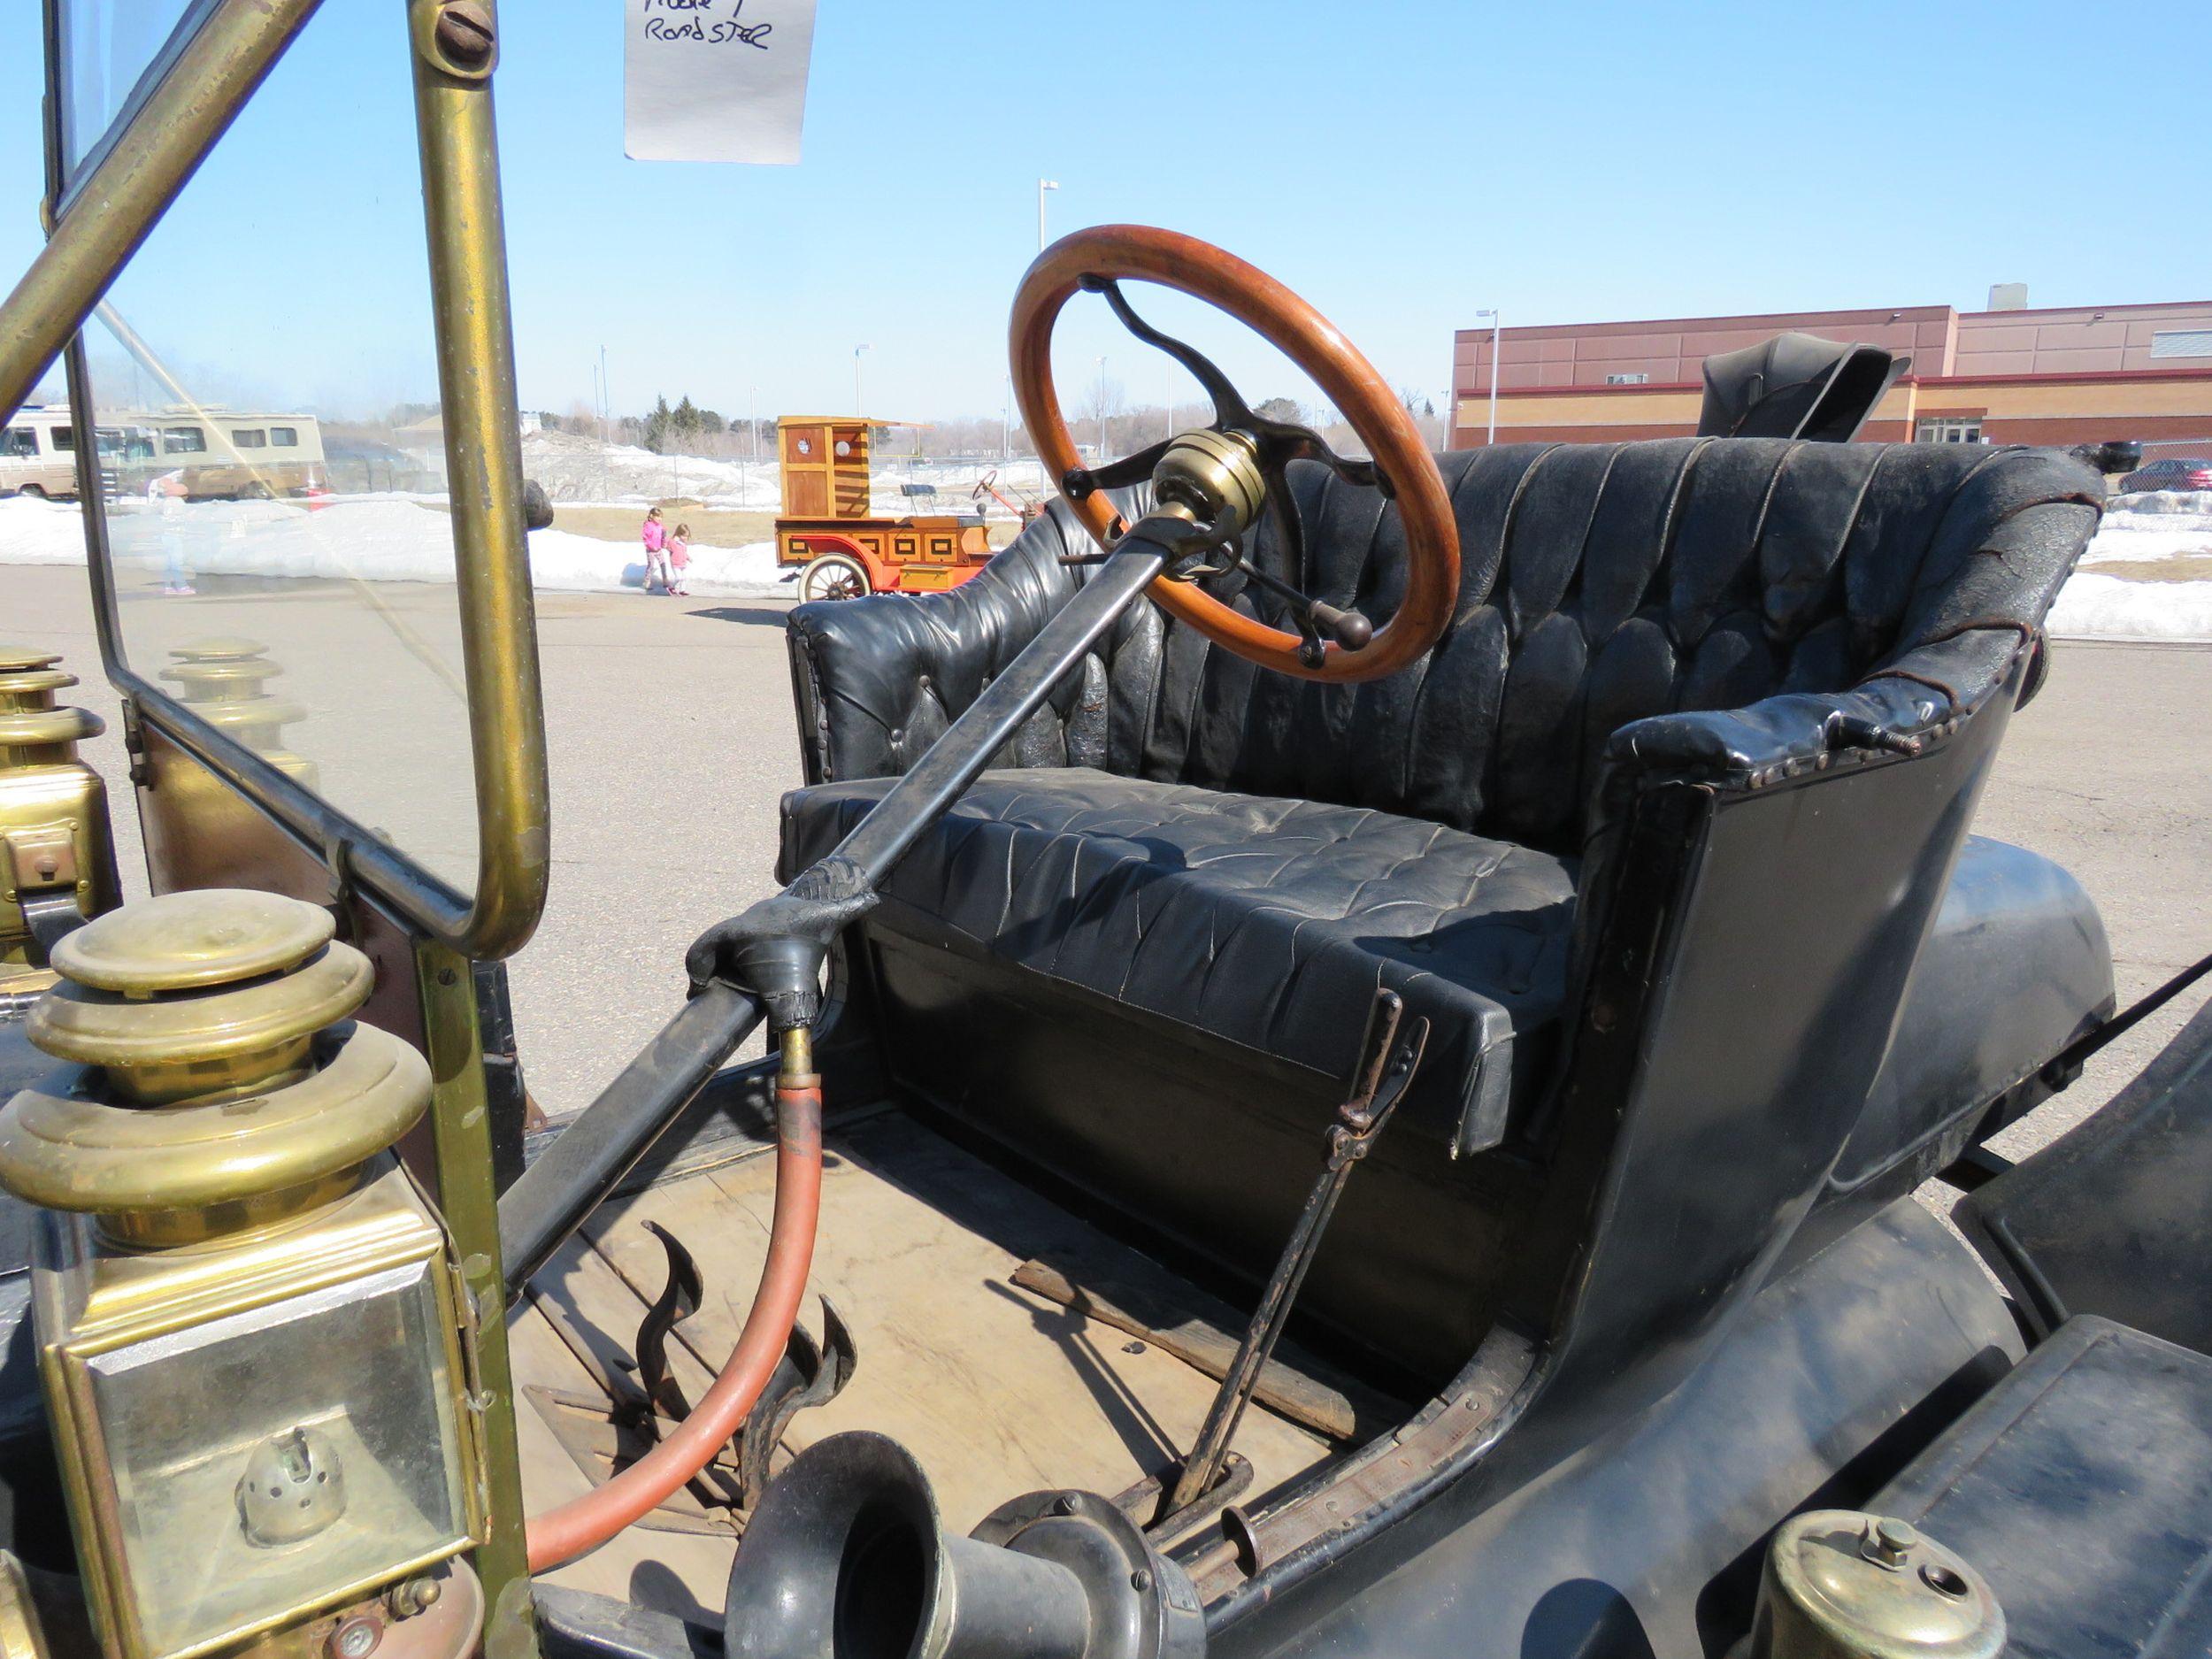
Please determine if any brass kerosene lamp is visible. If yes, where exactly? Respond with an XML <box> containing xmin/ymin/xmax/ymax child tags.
<box><xmin>159</xmin><ymin>641</ymin><xmax>319</xmax><ymax>788</ymax></box>
<box><xmin>0</xmin><ymin>889</ymin><xmax>484</xmax><ymax>1659</ymax></box>
<box><xmin>0</xmin><ymin>646</ymin><xmax>119</xmax><ymax>998</ymax></box>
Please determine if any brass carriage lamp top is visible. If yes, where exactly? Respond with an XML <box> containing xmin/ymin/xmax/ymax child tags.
<box><xmin>0</xmin><ymin>890</ymin><xmax>484</xmax><ymax>1659</ymax></box>
<box><xmin>0</xmin><ymin>645</ymin><xmax>119</xmax><ymax>985</ymax></box>
<box><xmin>159</xmin><ymin>636</ymin><xmax>319</xmax><ymax>786</ymax></box>
<box><xmin>0</xmin><ymin>643</ymin><xmax>104</xmax><ymax>762</ymax></box>
<box><xmin>3</xmin><ymin>887</ymin><xmax>423</xmax><ymax>1241</ymax></box>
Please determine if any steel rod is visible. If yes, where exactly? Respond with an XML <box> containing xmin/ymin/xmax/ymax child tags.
<box><xmin>1168</xmin><ymin>1168</ymin><xmax>1356</xmax><ymax>1512</ymax></box>
<box><xmin>1169</xmin><ymin>992</ymin><xmax>1413</xmax><ymax>1513</ymax></box>
<box><xmin>410</xmin><ymin>0</ymin><xmax>552</xmax><ymax>962</ymax></box>
<box><xmin>497</xmin><ymin>982</ymin><xmax>764</xmax><ymax>1294</ymax></box>
<box><xmin>829</xmin><ymin>540</ymin><xmax>1168</xmax><ymax>883</ymax></box>
<box><xmin>503</xmin><ymin>534</ymin><xmax>1171</xmax><ymax>1300</ymax></box>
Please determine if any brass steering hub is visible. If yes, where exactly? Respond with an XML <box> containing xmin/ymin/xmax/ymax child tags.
<box><xmin>0</xmin><ymin>889</ymin><xmax>431</xmax><ymax>1243</ymax></box>
<box><xmin>1150</xmin><ymin>428</ymin><xmax>1267</xmax><ymax>541</ymax></box>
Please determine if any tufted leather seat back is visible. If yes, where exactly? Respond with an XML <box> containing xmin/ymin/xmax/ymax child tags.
<box><xmin>790</xmin><ymin>438</ymin><xmax>2103</xmax><ymax>853</ymax></box>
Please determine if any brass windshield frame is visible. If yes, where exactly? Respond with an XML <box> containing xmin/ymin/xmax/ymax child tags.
<box><xmin>5</xmin><ymin>0</ymin><xmax>549</xmax><ymax>964</ymax></box>
<box><xmin>6</xmin><ymin>4</ymin><xmax>547</xmax><ymax>1644</ymax></box>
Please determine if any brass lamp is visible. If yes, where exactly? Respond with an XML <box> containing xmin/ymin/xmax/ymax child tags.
<box><xmin>0</xmin><ymin>889</ymin><xmax>483</xmax><ymax>1659</ymax></box>
<box><xmin>159</xmin><ymin>640</ymin><xmax>319</xmax><ymax>789</ymax></box>
<box><xmin>0</xmin><ymin>645</ymin><xmax>119</xmax><ymax>992</ymax></box>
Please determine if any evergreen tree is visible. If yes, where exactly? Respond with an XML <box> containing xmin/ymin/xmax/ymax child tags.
<box><xmin>642</xmin><ymin>395</ymin><xmax>673</xmax><ymax>454</ymax></box>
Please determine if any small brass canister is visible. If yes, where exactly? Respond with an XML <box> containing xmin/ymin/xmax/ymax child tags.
<box><xmin>1745</xmin><ymin>1510</ymin><xmax>2003</xmax><ymax>1659</ymax></box>
<box><xmin>0</xmin><ymin>645</ymin><xmax>119</xmax><ymax>986</ymax></box>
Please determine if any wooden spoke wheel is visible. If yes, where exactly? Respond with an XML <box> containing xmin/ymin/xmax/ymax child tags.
<box><xmin>798</xmin><ymin>552</ymin><xmax>871</xmax><ymax>603</ymax></box>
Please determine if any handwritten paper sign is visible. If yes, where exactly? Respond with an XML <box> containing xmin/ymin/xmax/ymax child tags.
<box><xmin>624</xmin><ymin>0</ymin><xmax>818</xmax><ymax>164</ymax></box>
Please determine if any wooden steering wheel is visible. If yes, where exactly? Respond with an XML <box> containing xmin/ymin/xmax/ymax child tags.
<box><xmin>1011</xmin><ymin>225</ymin><xmax>1460</xmax><ymax>683</ymax></box>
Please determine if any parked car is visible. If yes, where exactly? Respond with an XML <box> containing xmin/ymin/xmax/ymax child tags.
<box><xmin>2116</xmin><ymin>456</ymin><xmax>2212</xmax><ymax>493</ymax></box>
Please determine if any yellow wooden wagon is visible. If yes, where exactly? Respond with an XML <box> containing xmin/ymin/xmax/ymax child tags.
<box><xmin>773</xmin><ymin>416</ymin><xmax>992</xmax><ymax>601</ymax></box>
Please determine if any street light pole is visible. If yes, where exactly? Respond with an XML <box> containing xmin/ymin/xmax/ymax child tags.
<box><xmin>1096</xmin><ymin>355</ymin><xmax>1108</xmax><ymax>458</ymax></box>
<box><xmin>1038</xmin><ymin>179</ymin><xmax>1059</xmax><ymax>252</ymax></box>
<box><xmin>854</xmin><ymin>343</ymin><xmax>871</xmax><ymax>414</ymax></box>
<box><xmin>1473</xmin><ymin>308</ymin><xmax>1502</xmax><ymax>446</ymax></box>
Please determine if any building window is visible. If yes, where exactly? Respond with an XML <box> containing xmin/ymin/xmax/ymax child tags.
<box><xmin>162</xmin><ymin>426</ymin><xmax>207</xmax><ymax>454</ymax></box>
<box><xmin>1916</xmin><ymin>419</ymin><xmax>1984</xmax><ymax>444</ymax></box>
<box><xmin>1605</xmin><ymin>373</ymin><xmax>1649</xmax><ymax>386</ymax></box>
<box><xmin>1</xmin><ymin>428</ymin><xmax>36</xmax><ymax>458</ymax></box>
<box><xmin>271</xmin><ymin>426</ymin><xmax>298</xmax><ymax>447</ymax></box>
<box><xmin>230</xmin><ymin>428</ymin><xmax>267</xmax><ymax>449</ymax></box>
<box><xmin>2150</xmin><ymin>330</ymin><xmax>2212</xmax><ymax>359</ymax></box>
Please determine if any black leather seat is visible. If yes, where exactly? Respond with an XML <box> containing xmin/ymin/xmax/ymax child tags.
<box><xmin>786</xmin><ymin>777</ymin><xmax>2110</xmax><ymax>1168</ymax></box>
<box><xmin>786</xmin><ymin>440</ymin><xmax>2108</xmax><ymax>1159</ymax></box>
<box><xmin>782</xmin><ymin>438</ymin><xmax>2107</xmax><ymax>1371</ymax></box>
<box><xmin>785</xmin><ymin>770</ymin><xmax>1578</xmax><ymax>1154</ymax></box>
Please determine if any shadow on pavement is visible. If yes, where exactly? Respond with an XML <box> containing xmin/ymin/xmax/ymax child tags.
<box><xmin>686</xmin><ymin>605</ymin><xmax>792</xmax><ymax>628</ymax></box>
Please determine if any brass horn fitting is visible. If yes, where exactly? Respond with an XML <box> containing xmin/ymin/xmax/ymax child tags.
<box><xmin>161</xmin><ymin>638</ymin><xmax>319</xmax><ymax>787</ymax></box>
<box><xmin>0</xmin><ymin>889</ymin><xmax>430</xmax><ymax>1246</ymax></box>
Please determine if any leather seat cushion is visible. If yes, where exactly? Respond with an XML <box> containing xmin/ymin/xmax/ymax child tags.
<box><xmin>782</xmin><ymin>768</ymin><xmax>1579</xmax><ymax>1149</ymax></box>
<box><xmin>788</xmin><ymin>775</ymin><xmax>2115</xmax><ymax>1178</ymax></box>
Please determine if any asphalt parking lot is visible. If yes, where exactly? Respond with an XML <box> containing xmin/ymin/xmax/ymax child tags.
<box><xmin>7</xmin><ymin>565</ymin><xmax>2209</xmax><ymax>1168</ymax></box>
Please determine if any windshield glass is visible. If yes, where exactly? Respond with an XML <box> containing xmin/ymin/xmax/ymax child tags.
<box><xmin>65</xmin><ymin>0</ymin><xmax>480</xmax><ymax>893</ymax></box>
<box><xmin>53</xmin><ymin>0</ymin><xmax>214</xmax><ymax>184</ymax></box>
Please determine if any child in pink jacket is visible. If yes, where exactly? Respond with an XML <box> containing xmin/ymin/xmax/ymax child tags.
<box><xmin>666</xmin><ymin>522</ymin><xmax>692</xmax><ymax>596</ymax></box>
<box><xmin>641</xmin><ymin>505</ymin><xmax>671</xmax><ymax>593</ymax></box>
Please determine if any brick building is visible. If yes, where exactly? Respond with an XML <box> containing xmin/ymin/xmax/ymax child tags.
<box><xmin>1449</xmin><ymin>296</ymin><xmax>2212</xmax><ymax>450</ymax></box>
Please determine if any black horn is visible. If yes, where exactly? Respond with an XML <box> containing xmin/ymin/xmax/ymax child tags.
<box><xmin>723</xmin><ymin>1432</ymin><xmax>1206</xmax><ymax>1659</ymax></box>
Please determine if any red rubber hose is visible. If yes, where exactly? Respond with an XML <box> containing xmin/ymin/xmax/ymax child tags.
<box><xmin>526</xmin><ymin>1073</ymin><xmax>824</xmax><ymax>1572</ymax></box>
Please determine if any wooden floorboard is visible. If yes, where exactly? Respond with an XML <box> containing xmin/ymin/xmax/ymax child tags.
<box><xmin>508</xmin><ymin>1109</ymin><xmax>1340</xmax><ymax>1617</ymax></box>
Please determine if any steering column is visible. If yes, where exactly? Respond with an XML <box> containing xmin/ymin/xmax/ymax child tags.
<box><xmin>495</xmin><ymin>227</ymin><xmax>1462</xmax><ymax>1578</ymax></box>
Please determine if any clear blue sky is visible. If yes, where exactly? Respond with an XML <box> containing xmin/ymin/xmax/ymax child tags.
<box><xmin>4</xmin><ymin>0</ymin><xmax>2205</xmax><ymax>426</ymax></box>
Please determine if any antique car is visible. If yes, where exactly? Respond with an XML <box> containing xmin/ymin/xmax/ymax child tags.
<box><xmin>774</xmin><ymin>418</ymin><xmax>995</xmax><ymax>602</ymax></box>
<box><xmin>4</xmin><ymin>6</ymin><xmax>2212</xmax><ymax>1659</ymax></box>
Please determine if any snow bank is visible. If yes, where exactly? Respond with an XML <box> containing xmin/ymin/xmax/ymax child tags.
<box><xmin>2047</xmin><ymin>572</ymin><xmax>2212</xmax><ymax>641</ymax></box>
<box><xmin>0</xmin><ymin>494</ymin><xmax>82</xmax><ymax>565</ymax></box>
<box><xmin>520</xmin><ymin>427</ymin><xmax>772</xmax><ymax>508</ymax></box>
<box><xmin>2104</xmin><ymin>489</ymin><xmax>2212</xmax><ymax>516</ymax></box>
<box><xmin>2080</xmin><ymin>512</ymin><xmax>2212</xmax><ymax>567</ymax></box>
<box><xmin>524</xmin><ymin>525</ymin><xmax>788</xmax><ymax>596</ymax></box>
<box><xmin>0</xmin><ymin>493</ymin><xmax>794</xmax><ymax>598</ymax></box>
<box><xmin>9</xmin><ymin>488</ymin><xmax>2209</xmax><ymax>635</ymax></box>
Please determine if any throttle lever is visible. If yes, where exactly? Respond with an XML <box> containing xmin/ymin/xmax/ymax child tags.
<box><xmin>1309</xmin><ymin>600</ymin><xmax>1373</xmax><ymax>650</ymax></box>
